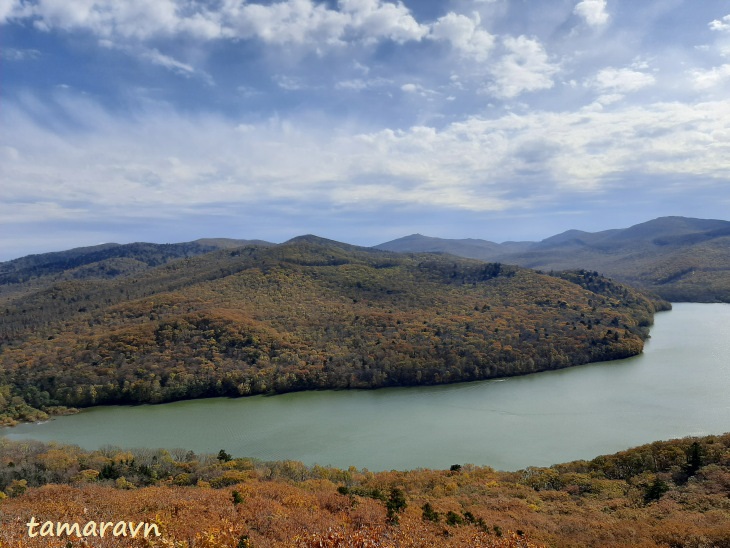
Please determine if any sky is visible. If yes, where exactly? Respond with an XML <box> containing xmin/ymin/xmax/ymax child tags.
<box><xmin>1</xmin><ymin>0</ymin><xmax>730</xmax><ymax>260</ymax></box>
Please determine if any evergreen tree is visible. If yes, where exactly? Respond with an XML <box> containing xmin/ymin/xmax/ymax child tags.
<box><xmin>386</xmin><ymin>487</ymin><xmax>407</xmax><ymax>524</ymax></box>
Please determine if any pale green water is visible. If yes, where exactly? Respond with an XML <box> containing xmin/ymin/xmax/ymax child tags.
<box><xmin>3</xmin><ymin>303</ymin><xmax>729</xmax><ymax>471</ymax></box>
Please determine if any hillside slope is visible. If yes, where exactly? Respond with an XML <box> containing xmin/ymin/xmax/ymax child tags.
<box><xmin>0</xmin><ymin>238</ymin><xmax>272</xmax><ymax>300</ymax></box>
<box><xmin>0</xmin><ymin>239</ymin><xmax>667</xmax><ymax>424</ymax></box>
<box><xmin>377</xmin><ymin>216</ymin><xmax>730</xmax><ymax>302</ymax></box>
<box><xmin>1</xmin><ymin>433</ymin><xmax>729</xmax><ymax>547</ymax></box>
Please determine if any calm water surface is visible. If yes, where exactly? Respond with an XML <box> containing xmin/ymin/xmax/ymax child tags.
<box><xmin>3</xmin><ymin>303</ymin><xmax>729</xmax><ymax>471</ymax></box>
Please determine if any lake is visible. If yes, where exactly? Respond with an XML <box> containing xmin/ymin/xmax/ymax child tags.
<box><xmin>3</xmin><ymin>303</ymin><xmax>729</xmax><ymax>471</ymax></box>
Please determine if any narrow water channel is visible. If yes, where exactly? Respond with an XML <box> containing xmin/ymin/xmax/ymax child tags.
<box><xmin>3</xmin><ymin>303</ymin><xmax>729</xmax><ymax>471</ymax></box>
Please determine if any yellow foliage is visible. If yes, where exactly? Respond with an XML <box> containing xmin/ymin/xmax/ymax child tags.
<box><xmin>115</xmin><ymin>476</ymin><xmax>135</xmax><ymax>489</ymax></box>
<box><xmin>72</xmin><ymin>469</ymin><xmax>100</xmax><ymax>483</ymax></box>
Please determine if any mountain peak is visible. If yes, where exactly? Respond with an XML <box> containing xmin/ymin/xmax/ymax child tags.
<box><xmin>281</xmin><ymin>234</ymin><xmax>372</xmax><ymax>253</ymax></box>
<box><xmin>283</xmin><ymin>234</ymin><xmax>344</xmax><ymax>246</ymax></box>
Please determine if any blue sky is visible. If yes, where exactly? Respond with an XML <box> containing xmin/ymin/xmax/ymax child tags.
<box><xmin>2</xmin><ymin>0</ymin><xmax>730</xmax><ymax>260</ymax></box>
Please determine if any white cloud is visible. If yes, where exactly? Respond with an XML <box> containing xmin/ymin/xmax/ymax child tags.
<box><xmin>275</xmin><ymin>75</ymin><xmax>310</xmax><ymax>90</ymax></box>
<box><xmin>0</xmin><ymin>0</ymin><xmax>21</xmax><ymax>23</ymax></box>
<box><xmin>4</xmin><ymin>0</ymin><xmax>502</xmax><ymax>64</ymax></box>
<box><xmin>228</xmin><ymin>0</ymin><xmax>349</xmax><ymax>46</ymax></box>
<box><xmin>27</xmin><ymin>0</ymin><xmax>198</xmax><ymax>39</ymax></box>
<box><xmin>336</xmin><ymin>79</ymin><xmax>369</xmax><ymax>91</ymax></box>
<box><xmin>0</xmin><ymin>202</ymin><xmax>90</xmax><ymax>224</ymax></box>
<box><xmin>487</xmin><ymin>36</ymin><xmax>559</xmax><ymax>98</ymax></box>
<box><xmin>429</xmin><ymin>12</ymin><xmax>495</xmax><ymax>62</ymax></box>
<box><xmin>400</xmin><ymin>82</ymin><xmax>438</xmax><ymax>97</ymax></box>
<box><xmin>574</xmin><ymin>0</ymin><xmax>609</xmax><ymax>27</ymax></box>
<box><xmin>0</xmin><ymin>47</ymin><xmax>41</xmax><ymax>61</ymax></box>
<box><xmin>691</xmin><ymin>64</ymin><xmax>730</xmax><ymax>90</ymax></box>
<box><xmin>7</xmin><ymin>0</ymin><xmax>432</xmax><ymax>48</ymax></box>
<box><xmin>336</xmin><ymin>79</ymin><xmax>364</xmax><ymax>90</ymax></box>
<box><xmin>334</xmin><ymin>75</ymin><xmax>393</xmax><ymax>91</ymax></box>
<box><xmin>588</xmin><ymin>67</ymin><xmax>656</xmax><ymax>94</ymax></box>
<box><xmin>710</xmin><ymin>14</ymin><xmax>730</xmax><ymax>32</ymax></box>
<box><xmin>97</xmin><ymin>40</ymin><xmax>212</xmax><ymax>82</ymax></box>
<box><xmin>4</xmin><ymin>92</ymin><xmax>729</xmax><ymax>220</ymax></box>
<box><xmin>141</xmin><ymin>49</ymin><xmax>195</xmax><ymax>76</ymax></box>
<box><xmin>339</xmin><ymin>0</ymin><xmax>428</xmax><ymax>44</ymax></box>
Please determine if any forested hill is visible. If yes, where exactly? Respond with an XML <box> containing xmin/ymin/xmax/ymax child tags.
<box><xmin>0</xmin><ymin>238</ymin><xmax>668</xmax><ymax>425</ymax></box>
<box><xmin>376</xmin><ymin>216</ymin><xmax>730</xmax><ymax>302</ymax></box>
<box><xmin>0</xmin><ymin>238</ymin><xmax>273</xmax><ymax>299</ymax></box>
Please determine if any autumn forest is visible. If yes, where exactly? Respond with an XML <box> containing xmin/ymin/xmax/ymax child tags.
<box><xmin>1</xmin><ymin>230</ymin><xmax>728</xmax><ymax>548</ymax></box>
<box><xmin>0</xmin><ymin>237</ymin><xmax>668</xmax><ymax>425</ymax></box>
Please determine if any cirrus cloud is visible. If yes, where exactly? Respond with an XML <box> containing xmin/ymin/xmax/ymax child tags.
<box><xmin>3</xmin><ymin>91</ymin><xmax>729</xmax><ymax>221</ymax></box>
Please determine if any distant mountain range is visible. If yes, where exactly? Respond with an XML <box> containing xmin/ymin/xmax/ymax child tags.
<box><xmin>376</xmin><ymin>216</ymin><xmax>730</xmax><ymax>302</ymax></box>
<box><xmin>1</xmin><ymin>216</ymin><xmax>728</xmax><ymax>303</ymax></box>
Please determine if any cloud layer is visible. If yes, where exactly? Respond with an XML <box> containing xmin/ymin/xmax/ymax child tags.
<box><xmin>4</xmin><ymin>91</ymin><xmax>728</xmax><ymax>219</ymax></box>
<box><xmin>3</xmin><ymin>0</ymin><xmax>497</xmax><ymax>57</ymax></box>
<box><xmin>2</xmin><ymin>0</ymin><xmax>730</xmax><ymax>257</ymax></box>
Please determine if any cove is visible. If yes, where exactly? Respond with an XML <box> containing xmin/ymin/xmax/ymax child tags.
<box><xmin>3</xmin><ymin>303</ymin><xmax>730</xmax><ymax>471</ymax></box>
